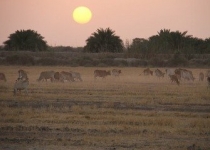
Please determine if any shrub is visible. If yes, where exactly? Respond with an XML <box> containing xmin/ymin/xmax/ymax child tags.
<box><xmin>113</xmin><ymin>60</ymin><xmax>128</xmax><ymax>67</ymax></box>
<box><xmin>130</xmin><ymin>60</ymin><xmax>148</xmax><ymax>67</ymax></box>
<box><xmin>6</xmin><ymin>54</ymin><xmax>35</xmax><ymax>65</ymax></box>
<box><xmin>97</xmin><ymin>63</ymin><xmax>108</xmax><ymax>67</ymax></box>
<box><xmin>149</xmin><ymin>57</ymin><xmax>166</xmax><ymax>67</ymax></box>
<box><xmin>36</xmin><ymin>57</ymin><xmax>71</xmax><ymax>66</ymax></box>
<box><xmin>168</xmin><ymin>51</ymin><xmax>188</xmax><ymax>67</ymax></box>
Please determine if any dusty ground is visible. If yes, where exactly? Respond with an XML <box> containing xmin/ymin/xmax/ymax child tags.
<box><xmin>0</xmin><ymin>66</ymin><xmax>210</xmax><ymax>150</ymax></box>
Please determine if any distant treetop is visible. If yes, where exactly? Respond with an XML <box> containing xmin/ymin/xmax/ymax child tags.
<box><xmin>84</xmin><ymin>28</ymin><xmax>124</xmax><ymax>53</ymax></box>
<box><xmin>3</xmin><ymin>29</ymin><xmax>48</xmax><ymax>51</ymax></box>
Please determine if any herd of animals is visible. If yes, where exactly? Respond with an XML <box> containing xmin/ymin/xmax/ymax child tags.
<box><xmin>0</xmin><ymin>68</ymin><xmax>210</xmax><ymax>96</ymax></box>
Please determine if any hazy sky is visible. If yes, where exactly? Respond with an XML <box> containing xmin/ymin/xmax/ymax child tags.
<box><xmin>0</xmin><ymin>0</ymin><xmax>210</xmax><ymax>47</ymax></box>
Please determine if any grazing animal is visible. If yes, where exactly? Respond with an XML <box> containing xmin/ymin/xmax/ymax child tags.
<box><xmin>181</xmin><ymin>69</ymin><xmax>195</xmax><ymax>81</ymax></box>
<box><xmin>187</xmin><ymin>144</ymin><xmax>195</xmax><ymax>150</ymax></box>
<box><xmin>174</xmin><ymin>68</ymin><xmax>182</xmax><ymax>80</ymax></box>
<box><xmin>60</xmin><ymin>71</ymin><xmax>75</xmax><ymax>82</ymax></box>
<box><xmin>69</xmin><ymin>71</ymin><xmax>83</xmax><ymax>81</ymax></box>
<box><xmin>206</xmin><ymin>70</ymin><xmax>210</xmax><ymax>78</ymax></box>
<box><xmin>165</xmin><ymin>68</ymin><xmax>176</xmax><ymax>77</ymax></box>
<box><xmin>111</xmin><ymin>69</ymin><xmax>122</xmax><ymax>77</ymax></box>
<box><xmin>37</xmin><ymin>71</ymin><xmax>55</xmax><ymax>82</ymax></box>
<box><xmin>175</xmin><ymin>68</ymin><xmax>195</xmax><ymax>81</ymax></box>
<box><xmin>169</xmin><ymin>74</ymin><xmax>180</xmax><ymax>85</ymax></box>
<box><xmin>199</xmin><ymin>72</ymin><xmax>204</xmax><ymax>81</ymax></box>
<box><xmin>18</xmin><ymin>69</ymin><xmax>28</xmax><ymax>81</ymax></box>
<box><xmin>143</xmin><ymin>68</ymin><xmax>153</xmax><ymax>76</ymax></box>
<box><xmin>54</xmin><ymin>72</ymin><xmax>61</xmax><ymax>81</ymax></box>
<box><xmin>207</xmin><ymin>77</ymin><xmax>210</xmax><ymax>89</ymax></box>
<box><xmin>14</xmin><ymin>78</ymin><xmax>29</xmax><ymax>95</ymax></box>
<box><xmin>94</xmin><ymin>70</ymin><xmax>111</xmax><ymax>79</ymax></box>
<box><xmin>154</xmin><ymin>69</ymin><xmax>165</xmax><ymax>78</ymax></box>
<box><xmin>0</xmin><ymin>72</ymin><xmax>7</xmax><ymax>82</ymax></box>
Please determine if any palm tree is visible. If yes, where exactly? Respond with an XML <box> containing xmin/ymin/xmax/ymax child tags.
<box><xmin>84</xmin><ymin>28</ymin><xmax>123</xmax><ymax>53</ymax></box>
<box><xmin>4</xmin><ymin>29</ymin><xmax>48</xmax><ymax>51</ymax></box>
<box><xmin>169</xmin><ymin>31</ymin><xmax>192</xmax><ymax>51</ymax></box>
<box><xmin>157</xmin><ymin>29</ymin><xmax>172</xmax><ymax>53</ymax></box>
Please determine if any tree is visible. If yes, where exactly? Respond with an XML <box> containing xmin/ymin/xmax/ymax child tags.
<box><xmin>204</xmin><ymin>38</ymin><xmax>210</xmax><ymax>53</ymax></box>
<box><xmin>157</xmin><ymin>29</ymin><xmax>172</xmax><ymax>53</ymax></box>
<box><xmin>84</xmin><ymin>28</ymin><xmax>123</xmax><ymax>53</ymax></box>
<box><xmin>3</xmin><ymin>29</ymin><xmax>48</xmax><ymax>51</ymax></box>
<box><xmin>129</xmin><ymin>38</ymin><xmax>150</xmax><ymax>58</ymax></box>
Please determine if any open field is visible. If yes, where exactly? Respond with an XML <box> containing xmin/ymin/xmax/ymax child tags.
<box><xmin>0</xmin><ymin>66</ymin><xmax>210</xmax><ymax>150</ymax></box>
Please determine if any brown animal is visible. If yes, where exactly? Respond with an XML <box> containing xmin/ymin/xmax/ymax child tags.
<box><xmin>37</xmin><ymin>71</ymin><xmax>55</xmax><ymax>82</ymax></box>
<box><xmin>207</xmin><ymin>77</ymin><xmax>210</xmax><ymax>89</ymax></box>
<box><xmin>154</xmin><ymin>69</ymin><xmax>165</xmax><ymax>78</ymax></box>
<box><xmin>169</xmin><ymin>74</ymin><xmax>180</xmax><ymax>85</ymax></box>
<box><xmin>143</xmin><ymin>68</ymin><xmax>153</xmax><ymax>76</ymax></box>
<box><xmin>60</xmin><ymin>71</ymin><xmax>75</xmax><ymax>82</ymax></box>
<box><xmin>187</xmin><ymin>144</ymin><xmax>195</xmax><ymax>150</ymax></box>
<box><xmin>54</xmin><ymin>72</ymin><xmax>64</xmax><ymax>82</ymax></box>
<box><xmin>94</xmin><ymin>70</ymin><xmax>111</xmax><ymax>79</ymax></box>
<box><xmin>174</xmin><ymin>68</ymin><xmax>182</xmax><ymax>80</ymax></box>
<box><xmin>18</xmin><ymin>69</ymin><xmax>28</xmax><ymax>81</ymax></box>
<box><xmin>206</xmin><ymin>70</ymin><xmax>210</xmax><ymax>77</ymax></box>
<box><xmin>199</xmin><ymin>72</ymin><xmax>204</xmax><ymax>81</ymax></box>
<box><xmin>0</xmin><ymin>73</ymin><xmax>6</xmax><ymax>82</ymax></box>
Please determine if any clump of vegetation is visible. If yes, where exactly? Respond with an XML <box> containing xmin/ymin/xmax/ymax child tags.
<box><xmin>84</xmin><ymin>28</ymin><xmax>124</xmax><ymax>53</ymax></box>
<box><xmin>6</xmin><ymin>54</ymin><xmax>35</xmax><ymax>65</ymax></box>
<box><xmin>168</xmin><ymin>51</ymin><xmax>188</xmax><ymax>67</ymax></box>
<box><xmin>1</xmin><ymin>28</ymin><xmax>210</xmax><ymax>67</ymax></box>
<box><xmin>3</xmin><ymin>29</ymin><xmax>47</xmax><ymax>51</ymax></box>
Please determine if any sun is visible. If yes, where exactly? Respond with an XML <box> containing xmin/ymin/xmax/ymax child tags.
<box><xmin>73</xmin><ymin>6</ymin><xmax>92</xmax><ymax>24</ymax></box>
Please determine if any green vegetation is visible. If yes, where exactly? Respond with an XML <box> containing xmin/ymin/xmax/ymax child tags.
<box><xmin>84</xmin><ymin>28</ymin><xmax>124</xmax><ymax>53</ymax></box>
<box><xmin>1</xmin><ymin>28</ymin><xmax>210</xmax><ymax>67</ymax></box>
<box><xmin>3</xmin><ymin>29</ymin><xmax>47</xmax><ymax>51</ymax></box>
<box><xmin>127</xmin><ymin>29</ymin><xmax>210</xmax><ymax>59</ymax></box>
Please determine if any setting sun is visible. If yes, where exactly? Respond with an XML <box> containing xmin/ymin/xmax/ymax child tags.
<box><xmin>73</xmin><ymin>6</ymin><xmax>92</xmax><ymax>24</ymax></box>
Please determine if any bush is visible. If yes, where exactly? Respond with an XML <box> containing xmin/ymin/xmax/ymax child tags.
<box><xmin>130</xmin><ymin>60</ymin><xmax>148</xmax><ymax>67</ymax></box>
<box><xmin>113</xmin><ymin>60</ymin><xmax>128</xmax><ymax>67</ymax></box>
<box><xmin>36</xmin><ymin>57</ymin><xmax>71</xmax><ymax>66</ymax></box>
<box><xmin>149</xmin><ymin>57</ymin><xmax>166</xmax><ymax>67</ymax></box>
<box><xmin>97</xmin><ymin>63</ymin><xmax>108</xmax><ymax>67</ymax></box>
<box><xmin>167</xmin><ymin>51</ymin><xmax>188</xmax><ymax>67</ymax></box>
<box><xmin>6</xmin><ymin>54</ymin><xmax>35</xmax><ymax>65</ymax></box>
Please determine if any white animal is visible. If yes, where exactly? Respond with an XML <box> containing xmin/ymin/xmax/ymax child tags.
<box><xmin>14</xmin><ymin>79</ymin><xmax>29</xmax><ymax>95</ymax></box>
<box><xmin>199</xmin><ymin>72</ymin><xmax>204</xmax><ymax>81</ymax></box>
<box><xmin>111</xmin><ymin>69</ymin><xmax>122</xmax><ymax>77</ymax></box>
<box><xmin>180</xmin><ymin>69</ymin><xmax>195</xmax><ymax>81</ymax></box>
<box><xmin>165</xmin><ymin>68</ymin><xmax>176</xmax><ymax>77</ymax></box>
<box><xmin>69</xmin><ymin>71</ymin><xmax>83</xmax><ymax>81</ymax></box>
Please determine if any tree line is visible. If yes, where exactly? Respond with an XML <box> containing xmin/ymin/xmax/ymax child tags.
<box><xmin>1</xmin><ymin>28</ymin><xmax>210</xmax><ymax>58</ymax></box>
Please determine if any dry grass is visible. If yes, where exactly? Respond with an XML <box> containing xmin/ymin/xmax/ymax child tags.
<box><xmin>0</xmin><ymin>66</ymin><xmax>210</xmax><ymax>150</ymax></box>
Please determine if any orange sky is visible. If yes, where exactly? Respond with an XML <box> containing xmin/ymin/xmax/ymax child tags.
<box><xmin>0</xmin><ymin>0</ymin><xmax>210</xmax><ymax>47</ymax></box>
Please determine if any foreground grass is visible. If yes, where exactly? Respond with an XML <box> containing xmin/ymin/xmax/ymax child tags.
<box><xmin>0</xmin><ymin>66</ymin><xmax>210</xmax><ymax>150</ymax></box>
